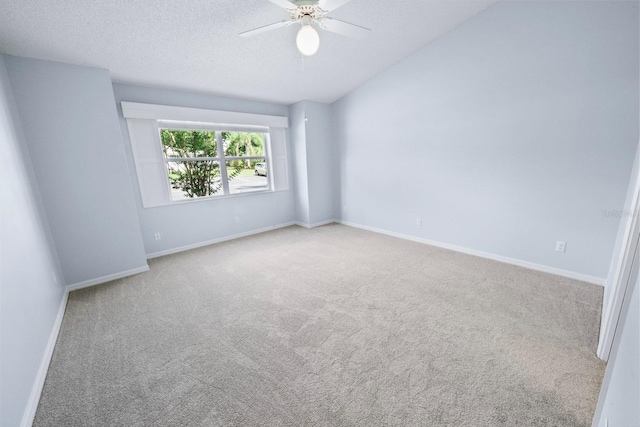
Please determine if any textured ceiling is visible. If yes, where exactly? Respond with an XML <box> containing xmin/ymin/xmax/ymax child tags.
<box><xmin>0</xmin><ymin>0</ymin><xmax>498</xmax><ymax>104</ymax></box>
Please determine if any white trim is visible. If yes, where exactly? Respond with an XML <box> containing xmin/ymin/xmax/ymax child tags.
<box><xmin>294</xmin><ymin>219</ymin><xmax>337</xmax><ymax>229</ymax></box>
<box><xmin>20</xmin><ymin>264</ymin><xmax>153</xmax><ymax>426</ymax></box>
<box><xmin>597</xmin><ymin>181</ymin><xmax>640</xmax><ymax>360</ymax></box>
<box><xmin>66</xmin><ymin>265</ymin><xmax>150</xmax><ymax>292</ymax></box>
<box><xmin>336</xmin><ymin>220</ymin><xmax>606</xmax><ymax>286</ymax></box>
<box><xmin>20</xmin><ymin>290</ymin><xmax>69</xmax><ymax>427</ymax></box>
<box><xmin>591</xmin><ymin>242</ymin><xmax>640</xmax><ymax>426</ymax></box>
<box><xmin>121</xmin><ymin>102</ymin><xmax>289</xmax><ymax>128</ymax></box>
<box><xmin>18</xmin><ymin>219</ymin><xmax>602</xmax><ymax>427</ymax></box>
<box><xmin>158</xmin><ymin>120</ymin><xmax>268</xmax><ymax>133</ymax></box>
<box><xmin>146</xmin><ymin>222</ymin><xmax>297</xmax><ymax>259</ymax></box>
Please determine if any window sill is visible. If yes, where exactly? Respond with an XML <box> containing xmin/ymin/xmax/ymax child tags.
<box><xmin>144</xmin><ymin>188</ymin><xmax>287</xmax><ymax>208</ymax></box>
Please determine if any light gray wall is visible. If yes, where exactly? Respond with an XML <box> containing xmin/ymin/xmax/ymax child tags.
<box><xmin>289</xmin><ymin>101</ymin><xmax>310</xmax><ymax>225</ymax></box>
<box><xmin>112</xmin><ymin>84</ymin><xmax>296</xmax><ymax>255</ymax></box>
<box><xmin>332</xmin><ymin>1</ymin><xmax>639</xmax><ymax>280</ymax></box>
<box><xmin>595</xmin><ymin>267</ymin><xmax>639</xmax><ymax>426</ymax></box>
<box><xmin>4</xmin><ymin>56</ymin><xmax>147</xmax><ymax>286</ymax></box>
<box><xmin>288</xmin><ymin>101</ymin><xmax>336</xmax><ymax>226</ymax></box>
<box><xmin>0</xmin><ymin>54</ymin><xmax>65</xmax><ymax>427</ymax></box>
<box><xmin>304</xmin><ymin>101</ymin><xmax>336</xmax><ymax>225</ymax></box>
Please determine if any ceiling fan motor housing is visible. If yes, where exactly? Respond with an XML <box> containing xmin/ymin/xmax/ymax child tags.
<box><xmin>291</xmin><ymin>4</ymin><xmax>323</xmax><ymax>23</ymax></box>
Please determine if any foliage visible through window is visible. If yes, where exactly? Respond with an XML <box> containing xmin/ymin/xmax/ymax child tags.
<box><xmin>160</xmin><ymin>129</ymin><xmax>269</xmax><ymax>201</ymax></box>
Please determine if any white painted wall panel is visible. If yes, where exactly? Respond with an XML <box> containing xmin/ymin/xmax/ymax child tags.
<box><xmin>126</xmin><ymin>119</ymin><xmax>171</xmax><ymax>208</ymax></box>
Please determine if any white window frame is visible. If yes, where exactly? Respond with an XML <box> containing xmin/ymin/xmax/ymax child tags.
<box><xmin>158</xmin><ymin>123</ymin><xmax>272</xmax><ymax>202</ymax></box>
<box><xmin>123</xmin><ymin>102</ymin><xmax>288</xmax><ymax>208</ymax></box>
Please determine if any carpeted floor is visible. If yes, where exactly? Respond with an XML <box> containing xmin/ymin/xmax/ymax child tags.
<box><xmin>34</xmin><ymin>224</ymin><xmax>605</xmax><ymax>426</ymax></box>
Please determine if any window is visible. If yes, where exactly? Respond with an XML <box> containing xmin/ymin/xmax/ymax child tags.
<box><xmin>159</xmin><ymin>128</ymin><xmax>269</xmax><ymax>201</ymax></box>
<box><xmin>122</xmin><ymin>102</ymin><xmax>288</xmax><ymax>208</ymax></box>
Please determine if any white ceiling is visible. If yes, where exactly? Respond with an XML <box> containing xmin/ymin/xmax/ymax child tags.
<box><xmin>0</xmin><ymin>0</ymin><xmax>498</xmax><ymax>105</ymax></box>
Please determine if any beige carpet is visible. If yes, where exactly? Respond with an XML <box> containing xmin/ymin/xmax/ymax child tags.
<box><xmin>34</xmin><ymin>224</ymin><xmax>605</xmax><ymax>426</ymax></box>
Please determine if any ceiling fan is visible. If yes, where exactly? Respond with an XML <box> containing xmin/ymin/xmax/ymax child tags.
<box><xmin>240</xmin><ymin>0</ymin><xmax>371</xmax><ymax>56</ymax></box>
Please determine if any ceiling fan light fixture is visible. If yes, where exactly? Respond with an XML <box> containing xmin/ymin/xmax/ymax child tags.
<box><xmin>296</xmin><ymin>24</ymin><xmax>320</xmax><ymax>56</ymax></box>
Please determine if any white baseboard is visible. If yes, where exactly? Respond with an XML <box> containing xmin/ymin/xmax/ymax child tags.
<box><xmin>20</xmin><ymin>218</ymin><xmax>602</xmax><ymax>427</ymax></box>
<box><xmin>21</xmin><ymin>222</ymin><xmax>299</xmax><ymax>425</ymax></box>
<box><xmin>20</xmin><ymin>289</ymin><xmax>68</xmax><ymax>427</ymax></box>
<box><xmin>146</xmin><ymin>222</ymin><xmax>297</xmax><ymax>259</ymax></box>
<box><xmin>336</xmin><ymin>220</ymin><xmax>606</xmax><ymax>286</ymax></box>
<box><xmin>66</xmin><ymin>265</ymin><xmax>150</xmax><ymax>292</ymax></box>
<box><xmin>21</xmin><ymin>264</ymin><xmax>154</xmax><ymax>426</ymax></box>
<box><xmin>294</xmin><ymin>219</ymin><xmax>337</xmax><ymax>229</ymax></box>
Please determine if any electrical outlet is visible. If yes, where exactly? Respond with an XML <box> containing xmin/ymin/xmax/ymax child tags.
<box><xmin>416</xmin><ymin>217</ymin><xmax>422</xmax><ymax>226</ymax></box>
<box><xmin>154</xmin><ymin>232</ymin><xmax>161</xmax><ymax>241</ymax></box>
<box><xmin>235</xmin><ymin>216</ymin><xmax>240</xmax><ymax>224</ymax></box>
<box><xmin>555</xmin><ymin>241</ymin><xmax>566</xmax><ymax>252</ymax></box>
<box><xmin>604</xmin><ymin>418</ymin><xmax>608</xmax><ymax>427</ymax></box>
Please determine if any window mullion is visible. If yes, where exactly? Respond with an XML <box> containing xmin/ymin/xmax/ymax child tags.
<box><xmin>164</xmin><ymin>157</ymin><xmax>219</xmax><ymax>162</ymax></box>
<box><xmin>217</xmin><ymin>132</ymin><xmax>230</xmax><ymax>195</ymax></box>
<box><xmin>224</xmin><ymin>156</ymin><xmax>267</xmax><ymax>161</ymax></box>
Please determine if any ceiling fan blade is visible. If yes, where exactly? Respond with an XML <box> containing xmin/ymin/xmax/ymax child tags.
<box><xmin>319</xmin><ymin>17</ymin><xmax>370</xmax><ymax>40</ymax></box>
<box><xmin>317</xmin><ymin>0</ymin><xmax>353</xmax><ymax>12</ymax></box>
<box><xmin>240</xmin><ymin>20</ymin><xmax>293</xmax><ymax>37</ymax></box>
<box><xmin>268</xmin><ymin>0</ymin><xmax>297</xmax><ymax>10</ymax></box>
